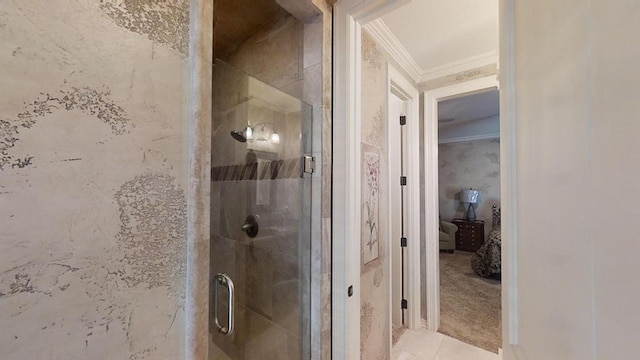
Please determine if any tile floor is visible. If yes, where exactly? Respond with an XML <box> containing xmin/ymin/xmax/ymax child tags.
<box><xmin>392</xmin><ymin>328</ymin><xmax>501</xmax><ymax>360</ymax></box>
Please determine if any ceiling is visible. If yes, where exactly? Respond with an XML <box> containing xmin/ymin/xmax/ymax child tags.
<box><xmin>213</xmin><ymin>0</ymin><xmax>320</xmax><ymax>60</ymax></box>
<box><xmin>213</xmin><ymin>0</ymin><xmax>290</xmax><ymax>60</ymax></box>
<box><xmin>438</xmin><ymin>89</ymin><xmax>499</xmax><ymax>128</ymax></box>
<box><xmin>381</xmin><ymin>0</ymin><xmax>499</xmax><ymax>72</ymax></box>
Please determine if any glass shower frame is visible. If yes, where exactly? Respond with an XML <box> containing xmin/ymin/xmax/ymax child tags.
<box><xmin>209</xmin><ymin>59</ymin><xmax>313</xmax><ymax>360</ymax></box>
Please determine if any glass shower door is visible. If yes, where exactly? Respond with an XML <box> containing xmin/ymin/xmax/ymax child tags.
<box><xmin>209</xmin><ymin>60</ymin><xmax>312</xmax><ymax>359</ymax></box>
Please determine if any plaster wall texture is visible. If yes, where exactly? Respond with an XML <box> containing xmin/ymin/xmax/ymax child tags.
<box><xmin>0</xmin><ymin>1</ymin><xmax>190</xmax><ymax>359</ymax></box>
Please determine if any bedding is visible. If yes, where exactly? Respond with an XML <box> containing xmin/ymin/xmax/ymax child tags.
<box><xmin>471</xmin><ymin>205</ymin><xmax>501</xmax><ymax>278</ymax></box>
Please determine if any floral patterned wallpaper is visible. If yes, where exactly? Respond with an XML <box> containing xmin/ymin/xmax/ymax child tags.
<box><xmin>360</xmin><ymin>32</ymin><xmax>390</xmax><ymax>360</ymax></box>
<box><xmin>363</xmin><ymin>150</ymin><xmax>381</xmax><ymax>265</ymax></box>
<box><xmin>438</xmin><ymin>138</ymin><xmax>501</xmax><ymax>238</ymax></box>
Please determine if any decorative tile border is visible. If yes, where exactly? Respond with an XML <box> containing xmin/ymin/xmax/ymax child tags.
<box><xmin>211</xmin><ymin>158</ymin><xmax>303</xmax><ymax>182</ymax></box>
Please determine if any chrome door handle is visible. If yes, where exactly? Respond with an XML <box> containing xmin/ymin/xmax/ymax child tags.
<box><xmin>212</xmin><ymin>273</ymin><xmax>235</xmax><ymax>335</ymax></box>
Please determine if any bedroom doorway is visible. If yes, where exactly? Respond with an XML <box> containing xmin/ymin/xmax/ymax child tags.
<box><xmin>420</xmin><ymin>75</ymin><xmax>501</xmax><ymax>355</ymax></box>
<box><xmin>434</xmin><ymin>87</ymin><xmax>502</xmax><ymax>353</ymax></box>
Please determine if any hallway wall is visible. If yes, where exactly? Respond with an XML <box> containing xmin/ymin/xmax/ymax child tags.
<box><xmin>507</xmin><ymin>0</ymin><xmax>640</xmax><ymax>358</ymax></box>
<box><xmin>360</xmin><ymin>32</ymin><xmax>391</xmax><ymax>360</ymax></box>
<box><xmin>359</xmin><ymin>29</ymin><xmax>419</xmax><ymax>360</ymax></box>
<box><xmin>0</xmin><ymin>1</ymin><xmax>189</xmax><ymax>359</ymax></box>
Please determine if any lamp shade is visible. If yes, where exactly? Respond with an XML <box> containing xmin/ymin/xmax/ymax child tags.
<box><xmin>462</xmin><ymin>189</ymin><xmax>480</xmax><ymax>204</ymax></box>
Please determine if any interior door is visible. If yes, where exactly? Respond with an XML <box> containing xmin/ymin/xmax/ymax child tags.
<box><xmin>209</xmin><ymin>60</ymin><xmax>312</xmax><ymax>359</ymax></box>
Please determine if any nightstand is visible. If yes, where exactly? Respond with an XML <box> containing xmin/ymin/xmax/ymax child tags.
<box><xmin>451</xmin><ymin>219</ymin><xmax>485</xmax><ymax>252</ymax></box>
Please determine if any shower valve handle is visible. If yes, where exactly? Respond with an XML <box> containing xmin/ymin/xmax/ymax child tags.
<box><xmin>241</xmin><ymin>215</ymin><xmax>259</xmax><ymax>238</ymax></box>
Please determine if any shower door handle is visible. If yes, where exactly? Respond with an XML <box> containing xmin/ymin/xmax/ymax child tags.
<box><xmin>212</xmin><ymin>273</ymin><xmax>235</xmax><ymax>335</ymax></box>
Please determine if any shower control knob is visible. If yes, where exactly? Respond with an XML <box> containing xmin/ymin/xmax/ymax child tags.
<box><xmin>241</xmin><ymin>215</ymin><xmax>259</xmax><ymax>238</ymax></box>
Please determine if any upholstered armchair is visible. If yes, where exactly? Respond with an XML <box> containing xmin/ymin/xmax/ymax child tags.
<box><xmin>439</xmin><ymin>220</ymin><xmax>458</xmax><ymax>253</ymax></box>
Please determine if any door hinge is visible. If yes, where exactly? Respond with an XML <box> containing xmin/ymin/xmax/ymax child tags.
<box><xmin>400</xmin><ymin>176</ymin><xmax>407</xmax><ymax>186</ymax></box>
<box><xmin>401</xmin><ymin>237</ymin><xmax>407</xmax><ymax>247</ymax></box>
<box><xmin>401</xmin><ymin>299</ymin><xmax>408</xmax><ymax>309</ymax></box>
<box><xmin>400</xmin><ymin>115</ymin><xmax>406</xmax><ymax>126</ymax></box>
<box><xmin>303</xmin><ymin>155</ymin><xmax>315</xmax><ymax>174</ymax></box>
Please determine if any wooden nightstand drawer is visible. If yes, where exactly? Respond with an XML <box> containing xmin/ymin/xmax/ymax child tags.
<box><xmin>451</xmin><ymin>219</ymin><xmax>485</xmax><ymax>252</ymax></box>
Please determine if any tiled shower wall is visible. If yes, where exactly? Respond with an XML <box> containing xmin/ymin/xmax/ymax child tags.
<box><xmin>0</xmin><ymin>1</ymin><xmax>189</xmax><ymax>359</ymax></box>
<box><xmin>210</xmin><ymin>59</ymin><xmax>310</xmax><ymax>359</ymax></box>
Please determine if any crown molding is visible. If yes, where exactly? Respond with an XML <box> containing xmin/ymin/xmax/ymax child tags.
<box><xmin>363</xmin><ymin>20</ymin><xmax>499</xmax><ymax>86</ymax></box>
<box><xmin>363</xmin><ymin>19</ymin><xmax>422</xmax><ymax>83</ymax></box>
<box><xmin>438</xmin><ymin>132</ymin><xmax>500</xmax><ymax>144</ymax></box>
<box><xmin>419</xmin><ymin>51</ymin><xmax>499</xmax><ymax>83</ymax></box>
<box><xmin>338</xmin><ymin>0</ymin><xmax>412</xmax><ymax>24</ymax></box>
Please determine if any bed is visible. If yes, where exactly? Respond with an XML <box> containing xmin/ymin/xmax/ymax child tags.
<box><xmin>471</xmin><ymin>205</ymin><xmax>501</xmax><ymax>278</ymax></box>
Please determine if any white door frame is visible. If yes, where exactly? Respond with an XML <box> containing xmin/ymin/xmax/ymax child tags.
<box><xmin>333</xmin><ymin>0</ymin><xmax>519</xmax><ymax>358</ymax></box>
<box><xmin>423</xmin><ymin>76</ymin><xmax>499</xmax><ymax>332</ymax></box>
<box><xmin>387</xmin><ymin>64</ymin><xmax>421</xmax><ymax>337</ymax></box>
<box><xmin>499</xmin><ymin>0</ymin><xmax>521</xmax><ymax>355</ymax></box>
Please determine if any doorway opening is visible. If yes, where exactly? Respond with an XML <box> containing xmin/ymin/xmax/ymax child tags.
<box><xmin>433</xmin><ymin>87</ymin><xmax>502</xmax><ymax>352</ymax></box>
<box><xmin>332</xmin><ymin>1</ymin><xmax>515</xmax><ymax>359</ymax></box>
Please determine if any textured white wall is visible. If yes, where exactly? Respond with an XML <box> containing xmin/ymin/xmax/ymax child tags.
<box><xmin>510</xmin><ymin>0</ymin><xmax>640</xmax><ymax>359</ymax></box>
<box><xmin>0</xmin><ymin>1</ymin><xmax>189</xmax><ymax>359</ymax></box>
<box><xmin>590</xmin><ymin>2</ymin><xmax>640</xmax><ymax>358</ymax></box>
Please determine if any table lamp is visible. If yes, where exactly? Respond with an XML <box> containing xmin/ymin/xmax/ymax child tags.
<box><xmin>462</xmin><ymin>188</ymin><xmax>480</xmax><ymax>221</ymax></box>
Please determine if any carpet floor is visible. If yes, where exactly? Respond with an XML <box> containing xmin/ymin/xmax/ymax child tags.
<box><xmin>439</xmin><ymin>251</ymin><xmax>501</xmax><ymax>353</ymax></box>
